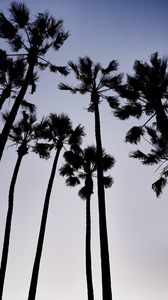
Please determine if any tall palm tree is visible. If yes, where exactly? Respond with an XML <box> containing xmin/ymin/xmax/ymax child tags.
<box><xmin>59</xmin><ymin>56</ymin><xmax>122</xmax><ymax>300</ymax></box>
<box><xmin>60</xmin><ymin>146</ymin><xmax>115</xmax><ymax>300</ymax></box>
<box><xmin>0</xmin><ymin>111</ymin><xmax>38</xmax><ymax>299</ymax></box>
<box><xmin>0</xmin><ymin>1</ymin><xmax>69</xmax><ymax>160</ymax></box>
<box><xmin>114</xmin><ymin>52</ymin><xmax>168</xmax><ymax>144</ymax></box>
<box><xmin>28</xmin><ymin>113</ymin><xmax>84</xmax><ymax>300</ymax></box>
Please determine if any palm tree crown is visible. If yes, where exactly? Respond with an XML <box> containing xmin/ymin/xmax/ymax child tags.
<box><xmin>0</xmin><ymin>2</ymin><xmax>69</xmax><ymax>74</ymax></box>
<box><xmin>114</xmin><ymin>52</ymin><xmax>168</xmax><ymax>144</ymax></box>
<box><xmin>60</xmin><ymin>145</ymin><xmax>115</xmax><ymax>197</ymax></box>
<box><xmin>59</xmin><ymin>56</ymin><xmax>122</xmax><ymax>110</ymax></box>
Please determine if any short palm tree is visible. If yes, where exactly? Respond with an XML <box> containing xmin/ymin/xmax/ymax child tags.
<box><xmin>0</xmin><ymin>1</ymin><xmax>69</xmax><ymax>160</ymax></box>
<box><xmin>0</xmin><ymin>111</ymin><xmax>38</xmax><ymax>299</ymax></box>
<box><xmin>28</xmin><ymin>113</ymin><xmax>84</xmax><ymax>300</ymax></box>
<box><xmin>114</xmin><ymin>52</ymin><xmax>168</xmax><ymax>144</ymax></box>
<box><xmin>59</xmin><ymin>56</ymin><xmax>122</xmax><ymax>300</ymax></box>
<box><xmin>60</xmin><ymin>145</ymin><xmax>115</xmax><ymax>300</ymax></box>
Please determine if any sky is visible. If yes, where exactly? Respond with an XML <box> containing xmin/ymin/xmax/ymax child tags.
<box><xmin>0</xmin><ymin>0</ymin><xmax>168</xmax><ymax>300</ymax></box>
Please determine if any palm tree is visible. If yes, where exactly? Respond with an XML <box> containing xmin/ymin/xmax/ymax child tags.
<box><xmin>114</xmin><ymin>52</ymin><xmax>168</xmax><ymax>144</ymax></box>
<box><xmin>27</xmin><ymin>113</ymin><xmax>85</xmax><ymax>300</ymax></box>
<box><xmin>60</xmin><ymin>145</ymin><xmax>115</xmax><ymax>300</ymax></box>
<box><xmin>59</xmin><ymin>56</ymin><xmax>122</xmax><ymax>300</ymax></box>
<box><xmin>0</xmin><ymin>111</ymin><xmax>38</xmax><ymax>299</ymax></box>
<box><xmin>0</xmin><ymin>1</ymin><xmax>69</xmax><ymax>160</ymax></box>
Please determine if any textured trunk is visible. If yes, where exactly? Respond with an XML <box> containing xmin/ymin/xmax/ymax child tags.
<box><xmin>86</xmin><ymin>187</ymin><xmax>94</xmax><ymax>300</ymax></box>
<box><xmin>27</xmin><ymin>146</ymin><xmax>61</xmax><ymax>300</ymax></box>
<box><xmin>0</xmin><ymin>151</ymin><xmax>24</xmax><ymax>299</ymax></box>
<box><xmin>93</xmin><ymin>92</ymin><xmax>112</xmax><ymax>300</ymax></box>
<box><xmin>0</xmin><ymin>62</ymin><xmax>34</xmax><ymax>161</ymax></box>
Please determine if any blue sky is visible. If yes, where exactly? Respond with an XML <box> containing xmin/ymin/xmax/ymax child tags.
<box><xmin>0</xmin><ymin>1</ymin><xmax>168</xmax><ymax>300</ymax></box>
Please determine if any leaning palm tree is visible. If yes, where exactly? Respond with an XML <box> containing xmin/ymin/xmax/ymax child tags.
<box><xmin>59</xmin><ymin>56</ymin><xmax>122</xmax><ymax>300</ymax></box>
<box><xmin>0</xmin><ymin>1</ymin><xmax>69</xmax><ymax>160</ymax></box>
<box><xmin>0</xmin><ymin>111</ymin><xmax>38</xmax><ymax>299</ymax></box>
<box><xmin>114</xmin><ymin>52</ymin><xmax>168</xmax><ymax>144</ymax></box>
<box><xmin>28</xmin><ymin>113</ymin><xmax>84</xmax><ymax>300</ymax></box>
<box><xmin>60</xmin><ymin>145</ymin><xmax>115</xmax><ymax>300</ymax></box>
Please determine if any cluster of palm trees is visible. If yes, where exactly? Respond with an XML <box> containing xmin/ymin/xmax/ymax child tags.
<box><xmin>0</xmin><ymin>2</ymin><xmax>168</xmax><ymax>300</ymax></box>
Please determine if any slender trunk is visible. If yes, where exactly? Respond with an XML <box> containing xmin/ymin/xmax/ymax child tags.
<box><xmin>27</xmin><ymin>146</ymin><xmax>62</xmax><ymax>300</ymax></box>
<box><xmin>0</xmin><ymin>152</ymin><xmax>24</xmax><ymax>299</ymax></box>
<box><xmin>0</xmin><ymin>62</ymin><xmax>34</xmax><ymax>161</ymax></box>
<box><xmin>93</xmin><ymin>92</ymin><xmax>112</xmax><ymax>300</ymax></box>
<box><xmin>86</xmin><ymin>191</ymin><xmax>94</xmax><ymax>300</ymax></box>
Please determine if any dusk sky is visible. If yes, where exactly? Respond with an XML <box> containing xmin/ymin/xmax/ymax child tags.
<box><xmin>0</xmin><ymin>0</ymin><xmax>168</xmax><ymax>300</ymax></box>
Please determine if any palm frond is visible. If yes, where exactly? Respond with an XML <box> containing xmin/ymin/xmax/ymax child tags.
<box><xmin>58</xmin><ymin>82</ymin><xmax>77</xmax><ymax>93</ymax></box>
<box><xmin>152</xmin><ymin>177</ymin><xmax>167</xmax><ymax>197</ymax></box>
<box><xmin>101</xmin><ymin>60</ymin><xmax>119</xmax><ymax>74</ymax></box>
<box><xmin>114</xmin><ymin>103</ymin><xmax>142</xmax><ymax>120</ymax></box>
<box><xmin>32</xmin><ymin>142</ymin><xmax>52</xmax><ymax>159</ymax></box>
<box><xmin>68</xmin><ymin>124</ymin><xmax>85</xmax><ymax>149</ymax></box>
<box><xmin>125</xmin><ymin>126</ymin><xmax>144</xmax><ymax>144</ymax></box>
<box><xmin>53</xmin><ymin>31</ymin><xmax>69</xmax><ymax>50</ymax></box>
<box><xmin>9</xmin><ymin>2</ymin><xmax>30</xmax><ymax>28</ymax></box>
<box><xmin>47</xmin><ymin>18</ymin><xmax>63</xmax><ymax>38</ymax></box>
<box><xmin>49</xmin><ymin>65</ymin><xmax>69</xmax><ymax>76</ymax></box>
<box><xmin>0</xmin><ymin>12</ymin><xmax>17</xmax><ymax>39</ymax></box>
<box><xmin>102</xmin><ymin>151</ymin><xmax>115</xmax><ymax>171</ymax></box>
<box><xmin>65</xmin><ymin>175</ymin><xmax>80</xmax><ymax>187</ymax></box>
<box><xmin>68</xmin><ymin>61</ymin><xmax>80</xmax><ymax>78</ymax></box>
<box><xmin>130</xmin><ymin>150</ymin><xmax>160</xmax><ymax>165</ymax></box>
<box><xmin>106</xmin><ymin>96</ymin><xmax>120</xmax><ymax>109</ymax></box>
<box><xmin>21</xmin><ymin>100</ymin><xmax>36</xmax><ymax>113</ymax></box>
<box><xmin>78</xmin><ymin>186</ymin><xmax>89</xmax><ymax>200</ymax></box>
<box><xmin>103</xmin><ymin>175</ymin><xmax>113</xmax><ymax>188</ymax></box>
<box><xmin>59</xmin><ymin>163</ymin><xmax>74</xmax><ymax>176</ymax></box>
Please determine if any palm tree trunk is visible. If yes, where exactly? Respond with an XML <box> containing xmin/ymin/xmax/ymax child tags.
<box><xmin>0</xmin><ymin>152</ymin><xmax>24</xmax><ymax>299</ymax></box>
<box><xmin>86</xmin><ymin>192</ymin><xmax>94</xmax><ymax>300</ymax></box>
<box><xmin>93</xmin><ymin>92</ymin><xmax>112</xmax><ymax>300</ymax></box>
<box><xmin>27</xmin><ymin>145</ymin><xmax>62</xmax><ymax>300</ymax></box>
<box><xmin>0</xmin><ymin>62</ymin><xmax>34</xmax><ymax>162</ymax></box>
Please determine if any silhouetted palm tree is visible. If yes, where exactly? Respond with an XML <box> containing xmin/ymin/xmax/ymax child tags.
<box><xmin>60</xmin><ymin>145</ymin><xmax>115</xmax><ymax>300</ymax></box>
<box><xmin>0</xmin><ymin>111</ymin><xmax>38</xmax><ymax>299</ymax></box>
<box><xmin>130</xmin><ymin>126</ymin><xmax>168</xmax><ymax>196</ymax></box>
<box><xmin>0</xmin><ymin>1</ymin><xmax>69</xmax><ymax>160</ymax></box>
<box><xmin>28</xmin><ymin>113</ymin><xmax>84</xmax><ymax>300</ymax></box>
<box><xmin>59</xmin><ymin>56</ymin><xmax>122</xmax><ymax>300</ymax></box>
<box><xmin>114</xmin><ymin>52</ymin><xmax>168</xmax><ymax>144</ymax></box>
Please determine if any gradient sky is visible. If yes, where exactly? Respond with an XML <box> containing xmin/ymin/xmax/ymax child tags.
<box><xmin>0</xmin><ymin>0</ymin><xmax>168</xmax><ymax>300</ymax></box>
